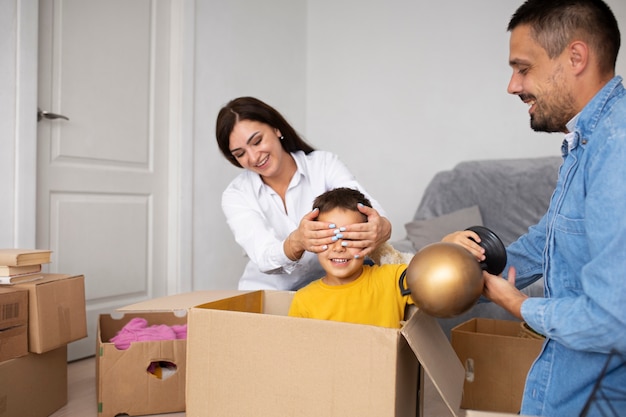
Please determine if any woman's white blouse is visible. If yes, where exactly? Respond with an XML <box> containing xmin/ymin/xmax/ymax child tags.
<box><xmin>221</xmin><ymin>150</ymin><xmax>386</xmax><ymax>290</ymax></box>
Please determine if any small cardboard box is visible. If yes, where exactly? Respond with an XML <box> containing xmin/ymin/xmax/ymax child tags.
<box><xmin>13</xmin><ymin>273</ymin><xmax>87</xmax><ymax>353</ymax></box>
<box><xmin>0</xmin><ymin>325</ymin><xmax>28</xmax><ymax>362</ymax></box>
<box><xmin>451</xmin><ymin>318</ymin><xmax>545</xmax><ymax>413</ymax></box>
<box><xmin>96</xmin><ymin>290</ymin><xmax>244</xmax><ymax>417</ymax></box>
<box><xmin>0</xmin><ymin>286</ymin><xmax>28</xmax><ymax>330</ymax></box>
<box><xmin>0</xmin><ymin>286</ymin><xmax>29</xmax><ymax>362</ymax></box>
<box><xmin>97</xmin><ymin>311</ymin><xmax>187</xmax><ymax>417</ymax></box>
<box><xmin>0</xmin><ymin>345</ymin><xmax>68</xmax><ymax>417</ymax></box>
<box><xmin>185</xmin><ymin>290</ymin><xmax>531</xmax><ymax>417</ymax></box>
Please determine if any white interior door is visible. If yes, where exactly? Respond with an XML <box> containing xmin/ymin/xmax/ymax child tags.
<box><xmin>37</xmin><ymin>0</ymin><xmax>174</xmax><ymax>360</ymax></box>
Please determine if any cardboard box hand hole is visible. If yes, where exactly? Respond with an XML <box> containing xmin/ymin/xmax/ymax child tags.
<box><xmin>147</xmin><ymin>361</ymin><xmax>177</xmax><ymax>380</ymax></box>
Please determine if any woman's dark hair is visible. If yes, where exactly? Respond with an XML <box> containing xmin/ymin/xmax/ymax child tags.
<box><xmin>215</xmin><ymin>96</ymin><xmax>316</xmax><ymax>168</ymax></box>
<box><xmin>508</xmin><ymin>0</ymin><xmax>620</xmax><ymax>75</ymax></box>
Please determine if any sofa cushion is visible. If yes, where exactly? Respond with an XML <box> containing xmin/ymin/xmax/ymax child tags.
<box><xmin>412</xmin><ymin>157</ymin><xmax>562</xmax><ymax>247</ymax></box>
<box><xmin>405</xmin><ymin>205</ymin><xmax>483</xmax><ymax>251</ymax></box>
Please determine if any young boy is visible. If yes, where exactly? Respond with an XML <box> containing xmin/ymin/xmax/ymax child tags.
<box><xmin>288</xmin><ymin>187</ymin><xmax>474</xmax><ymax>328</ymax></box>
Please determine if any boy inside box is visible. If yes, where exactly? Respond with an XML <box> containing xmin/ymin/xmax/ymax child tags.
<box><xmin>288</xmin><ymin>187</ymin><xmax>476</xmax><ymax>328</ymax></box>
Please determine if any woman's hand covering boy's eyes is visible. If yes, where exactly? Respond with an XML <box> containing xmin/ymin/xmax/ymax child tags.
<box><xmin>292</xmin><ymin>208</ymin><xmax>344</xmax><ymax>254</ymax></box>
<box><xmin>337</xmin><ymin>205</ymin><xmax>392</xmax><ymax>258</ymax></box>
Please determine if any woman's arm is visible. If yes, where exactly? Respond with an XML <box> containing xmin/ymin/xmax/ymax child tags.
<box><xmin>222</xmin><ymin>173</ymin><xmax>338</xmax><ymax>272</ymax></box>
<box><xmin>222</xmin><ymin>181</ymin><xmax>298</xmax><ymax>274</ymax></box>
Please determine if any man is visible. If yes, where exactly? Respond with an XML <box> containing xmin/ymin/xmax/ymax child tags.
<box><xmin>480</xmin><ymin>1</ymin><xmax>626</xmax><ymax>416</ymax></box>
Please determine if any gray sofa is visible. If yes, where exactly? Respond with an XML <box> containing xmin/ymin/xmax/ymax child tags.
<box><xmin>392</xmin><ymin>156</ymin><xmax>563</xmax><ymax>337</ymax></box>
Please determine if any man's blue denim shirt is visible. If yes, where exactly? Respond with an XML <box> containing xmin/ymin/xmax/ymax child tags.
<box><xmin>506</xmin><ymin>76</ymin><xmax>626</xmax><ymax>417</ymax></box>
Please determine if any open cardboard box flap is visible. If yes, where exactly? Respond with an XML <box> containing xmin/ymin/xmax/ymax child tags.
<box><xmin>401</xmin><ymin>309</ymin><xmax>464</xmax><ymax>417</ymax></box>
<box><xmin>401</xmin><ymin>309</ymin><xmax>537</xmax><ymax>417</ymax></box>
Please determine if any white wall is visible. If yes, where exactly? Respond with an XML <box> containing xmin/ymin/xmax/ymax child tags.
<box><xmin>193</xmin><ymin>0</ymin><xmax>626</xmax><ymax>289</ymax></box>
<box><xmin>0</xmin><ymin>0</ymin><xmax>18</xmax><ymax>248</ymax></box>
<box><xmin>192</xmin><ymin>0</ymin><xmax>307</xmax><ymax>289</ymax></box>
<box><xmin>1</xmin><ymin>0</ymin><xmax>37</xmax><ymax>249</ymax></box>
<box><xmin>305</xmin><ymin>0</ymin><xmax>626</xmax><ymax>242</ymax></box>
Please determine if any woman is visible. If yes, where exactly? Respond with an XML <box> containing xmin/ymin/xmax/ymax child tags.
<box><xmin>216</xmin><ymin>96</ymin><xmax>391</xmax><ymax>290</ymax></box>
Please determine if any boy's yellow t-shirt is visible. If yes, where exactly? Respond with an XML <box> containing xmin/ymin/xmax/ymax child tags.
<box><xmin>287</xmin><ymin>263</ymin><xmax>412</xmax><ymax>329</ymax></box>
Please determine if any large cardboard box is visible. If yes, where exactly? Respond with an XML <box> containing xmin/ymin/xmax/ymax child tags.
<box><xmin>0</xmin><ymin>286</ymin><xmax>28</xmax><ymax>362</ymax></box>
<box><xmin>188</xmin><ymin>290</ymin><xmax>420</xmax><ymax>417</ymax></box>
<box><xmin>13</xmin><ymin>273</ymin><xmax>87</xmax><ymax>353</ymax></box>
<box><xmin>96</xmin><ymin>290</ymin><xmax>243</xmax><ymax>417</ymax></box>
<box><xmin>0</xmin><ymin>345</ymin><xmax>68</xmax><ymax>417</ymax></box>
<box><xmin>185</xmin><ymin>290</ymin><xmax>533</xmax><ymax>417</ymax></box>
<box><xmin>451</xmin><ymin>318</ymin><xmax>544</xmax><ymax>413</ymax></box>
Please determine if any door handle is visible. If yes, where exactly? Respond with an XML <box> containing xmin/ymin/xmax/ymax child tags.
<box><xmin>37</xmin><ymin>108</ymin><xmax>70</xmax><ymax>122</ymax></box>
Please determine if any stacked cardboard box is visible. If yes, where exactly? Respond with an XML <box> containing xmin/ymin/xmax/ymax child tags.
<box><xmin>0</xmin><ymin>266</ymin><xmax>87</xmax><ymax>417</ymax></box>
<box><xmin>15</xmin><ymin>273</ymin><xmax>87</xmax><ymax>353</ymax></box>
<box><xmin>0</xmin><ymin>346</ymin><xmax>68</xmax><ymax>417</ymax></box>
<box><xmin>0</xmin><ymin>286</ymin><xmax>28</xmax><ymax>362</ymax></box>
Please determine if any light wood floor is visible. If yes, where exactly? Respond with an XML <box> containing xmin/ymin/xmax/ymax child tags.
<box><xmin>50</xmin><ymin>356</ymin><xmax>448</xmax><ymax>417</ymax></box>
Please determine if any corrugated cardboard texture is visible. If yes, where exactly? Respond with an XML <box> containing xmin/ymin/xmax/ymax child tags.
<box><xmin>401</xmin><ymin>309</ymin><xmax>465</xmax><ymax>417</ymax></box>
<box><xmin>14</xmin><ymin>273</ymin><xmax>87</xmax><ymax>353</ymax></box>
<box><xmin>97</xmin><ymin>311</ymin><xmax>187</xmax><ymax>417</ymax></box>
<box><xmin>0</xmin><ymin>325</ymin><xmax>27</xmax><ymax>362</ymax></box>
<box><xmin>0</xmin><ymin>286</ymin><xmax>28</xmax><ymax>330</ymax></box>
<box><xmin>0</xmin><ymin>345</ymin><xmax>67</xmax><ymax>417</ymax></box>
<box><xmin>263</xmin><ymin>290</ymin><xmax>296</xmax><ymax>315</ymax></box>
<box><xmin>186</xmin><ymin>291</ymin><xmax>420</xmax><ymax>417</ymax></box>
<box><xmin>451</xmin><ymin>318</ymin><xmax>544</xmax><ymax>413</ymax></box>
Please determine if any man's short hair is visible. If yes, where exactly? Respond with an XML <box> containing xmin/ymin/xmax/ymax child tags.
<box><xmin>508</xmin><ymin>0</ymin><xmax>620</xmax><ymax>75</ymax></box>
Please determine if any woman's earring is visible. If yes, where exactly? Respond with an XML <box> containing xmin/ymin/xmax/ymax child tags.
<box><xmin>279</xmin><ymin>135</ymin><xmax>284</xmax><ymax>140</ymax></box>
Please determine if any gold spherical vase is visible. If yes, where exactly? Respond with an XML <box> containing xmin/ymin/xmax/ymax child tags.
<box><xmin>403</xmin><ymin>242</ymin><xmax>485</xmax><ymax>318</ymax></box>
